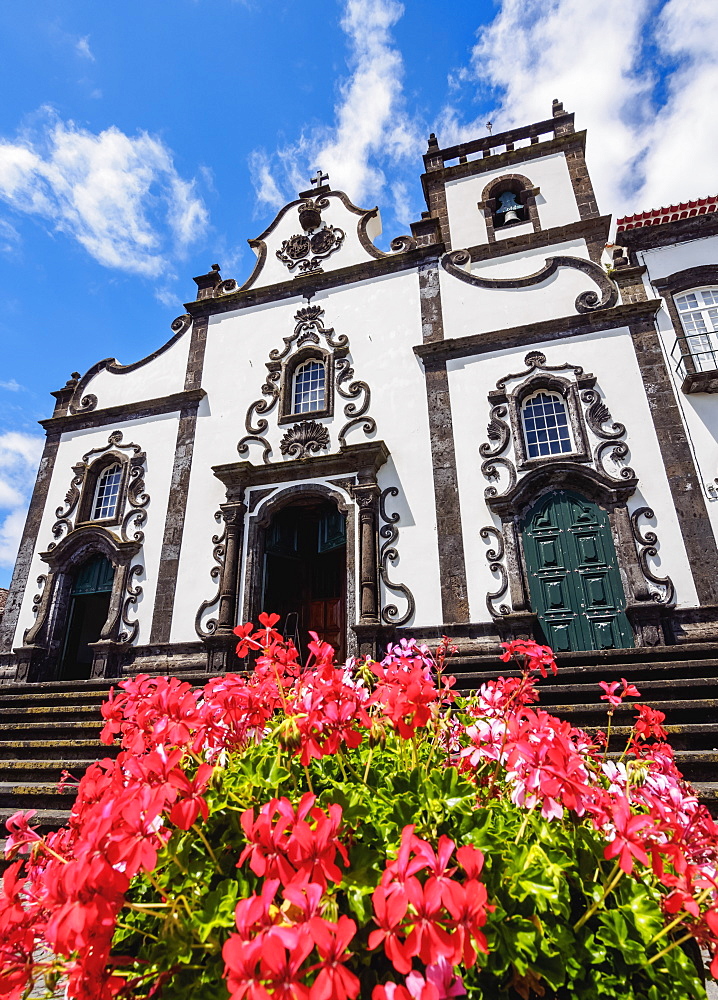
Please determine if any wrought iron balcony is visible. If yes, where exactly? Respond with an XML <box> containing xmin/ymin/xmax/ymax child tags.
<box><xmin>671</xmin><ymin>336</ymin><xmax>718</xmax><ymax>393</ymax></box>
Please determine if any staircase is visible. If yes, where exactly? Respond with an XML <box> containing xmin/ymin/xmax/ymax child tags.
<box><xmin>451</xmin><ymin>641</ymin><xmax>718</xmax><ymax>814</ymax></box>
<box><xmin>0</xmin><ymin>643</ymin><xmax>716</xmax><ymax>831</ymax></box>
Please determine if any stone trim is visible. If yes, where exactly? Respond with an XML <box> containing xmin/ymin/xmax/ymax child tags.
<box><xmin>414</xmin><ymin>299</ymin><xmax>662</xmax><ymax>364</ymax></box>
<box><xmin>185</xmin><ymin>244</ymin><xmax>442</xmax><ymax>320</ymax></box>
<box><xmin>441</xmin><ymin>251</ymin><xmax>617</xmax><ymax>314</ymax></box>
<box><xmin>462</xmin><ymin>216</ymin><xmax>611</xmax><ymax>266</ymax></box>
<box><xmin>65</xmin><ymin>315</ymin><xmax>192</xmax><ymax>417</ymax></box>
<box><xmin>423</xmin><ymin>359</ymin><xmax>469</xmax><ymax>624</ymax></box>
<box><xmin>0</xmin><ymin>432</ymin><xmax>61</xmax><ymax>653</ymax></box>
<box><xmin>418</xmin><ymin>257</ymin><xmax>444</xmax><ymax>344</ymax></box>
<box><xmin>564</xmin><ymin>137</ymin><xmax>600</xmax><ymax>220</ymax></box>
<box><xmin>149</xmin><ymin>399</ymin><xmax>203</xmax><ymax>644</ymax></box>
<box><xmin>628</xmin><ymin>315</ymin><xmax>718</xmax><ymax>605</ymax></box>
<box><xmin>184</xmin><ymin>316</ymin><xmax>209</xmax><ymax>391</ymax></box>
<box><xmin>40</xmin><ymin>388</ymin><xmax>206</xmax><ymax>434</ymax></box>
<box><xmin>617</xmin><ymin>212</ymin><xmax>718</xmax><ymax>253</ymax></box>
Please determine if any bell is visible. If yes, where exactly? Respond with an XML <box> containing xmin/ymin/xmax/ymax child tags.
<box><xmin>496</xmin><ymin>190</ymin><xmax>522</xmax><ymax>225</ymax></box>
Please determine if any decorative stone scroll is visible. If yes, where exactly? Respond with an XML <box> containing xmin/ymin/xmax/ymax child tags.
<box><xmin>630</xmin><ymin>507</ymin><xmax>676</xmax><ymax>606</ymax></box>
<box><xmin>194</xmin><ymin>511</ymin><xmax>226</xmax><ymax>639</ymax></box>
<box><xmin>480</xmin><ymin>525</ymin><xmax>511</xmax><ymax>618</ymax></box>
<box><xmin>442</xmin><ymin>251</ymin><xmax>618</xmax><ymax>313</ymax></box>
<box><xmin>379</xmin><ymin>487</ymin><xmax>415</xmax><ymax>627</ymax></box>
<box><xmin>50</xmin><ymin>430</ymin><xmax>149</xmax><ymax>546</ymax></box>
<box><xmin>237</xmin><ymin>304</ymin><xmax>376</xmax><ymax>463</ymax></box>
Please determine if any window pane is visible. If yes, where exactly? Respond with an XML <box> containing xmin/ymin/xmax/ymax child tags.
<box><xmin>92</xmin><ymin>464</ymin><xmax>122</xmax><ymax>520</ymax></box>
<box><xmin>521</xmin><ymin>392</ymin><xmax>572</xmax><ymax>458</ymax></box>
<box><xmin>293</xmin><ymin>360</ymin><xmax>326</xmax><ymax>414</ymax></box>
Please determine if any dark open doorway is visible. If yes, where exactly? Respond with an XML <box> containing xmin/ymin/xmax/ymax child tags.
<box><xmin>59</xmin><ymin>554</ymin><xmax>114</xmax><ymax>680</ymax></box>
<box><xmin>263</xmin><ymin>499</ymin><xmax>346</xmax><ymax>660</ymax></box>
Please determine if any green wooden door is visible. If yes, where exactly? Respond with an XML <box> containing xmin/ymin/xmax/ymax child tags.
<box><xmin>522</xmin><ymin>491</ymin><xmax>634</xmax><ymax>653</ymax></box>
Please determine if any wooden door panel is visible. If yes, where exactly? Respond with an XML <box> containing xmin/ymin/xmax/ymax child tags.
<box><xmin>523</xmin><ymin>490</ymin><xmax>634</xmax><ymax>652</ymax></box>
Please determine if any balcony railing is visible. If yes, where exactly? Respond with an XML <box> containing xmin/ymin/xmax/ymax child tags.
<box><xmin>671</xmin><ymin>336</ymin><xmax>718</xmax><ymax>393</ymax></box>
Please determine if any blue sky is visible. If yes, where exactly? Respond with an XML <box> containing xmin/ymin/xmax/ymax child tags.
<box><xmin>0</xmin><ymin>0</ymin><xmax>716</xmax><ymax>588</ymax></box>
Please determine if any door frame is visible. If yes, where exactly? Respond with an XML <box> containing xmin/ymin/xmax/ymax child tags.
<box><xmin>483</xmin><ymin>462</ymin><xmax>673</xmax><ymax>647</ymax></box>
<box><xmin>522</xmin><ymin>488</ymin><xmax>634</xmax><ymax>651</ymax></box>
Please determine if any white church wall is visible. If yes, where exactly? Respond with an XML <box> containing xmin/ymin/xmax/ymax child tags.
<box><xmin>637</xmin><ymin>236</ymin><xmax>718</xmax><ymax>285</ymax></box>
<box><xmin>444</xmin><ymin>152</ymin><xmax>581</xmax><ymax>251</ymax></box>
<box><xmin>447</xmin><ymin>327</ymin><xmax>699</xmax><ymax>624</ymax></box>
<box><xmin>70</xmin><ymin>324</ymin><xmax>191</xmax><ymax>411</ymax></box>
<box><xmin>439</xmin><ymin>240</ymin><xmax>594</xmax><ymax>340</ymax></box>
<box><xmin>171</xmin><ymin>268</ymin><xmax>443</xmax><ymax>644</ymax></box>
<box><xmin>12</xmin><ymin>412</ymin><xmax>181</xmax><ymax>648</ymax></box>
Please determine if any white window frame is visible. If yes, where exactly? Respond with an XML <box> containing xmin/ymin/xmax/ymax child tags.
<box><xmin>292</xmin><ymin>358</ymin><xmax>326</xmax><ymax>415</ymax></box>
<box><xmin>676</xmin><ymin>287</ymin><xmax>718</xmax><ymax>372</ymax></box>
<box><xmin>91</xmin><ymin>463</ymin><xmax>123</xmax><ymax>521</ymax></box>
<box><xmin>521</xmin><ymin>390</ymin><xmax>573</xmax><ymax>459</ymax></box>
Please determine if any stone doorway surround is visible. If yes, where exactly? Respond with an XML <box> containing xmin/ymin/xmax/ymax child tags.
<box><xmin>206</xmin><ymin>440</ymin><xmax>390</xmax><ymax>670</ymax></box>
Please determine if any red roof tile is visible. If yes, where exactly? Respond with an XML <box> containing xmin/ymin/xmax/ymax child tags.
<box><xmin>616</xmin><ymin>196</ymin><xmax>718</xmax><ymax>232</ymax></box>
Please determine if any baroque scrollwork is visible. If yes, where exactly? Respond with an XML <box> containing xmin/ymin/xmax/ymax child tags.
<box><xmin>482</xmin><ymin>457</ymin><xmax>518</xmax><ymax>499</ymax></box>
<box><xmin>581</xmin><ymin>389</ymin><xmax>626</xmax><ymax>439</ymax></box>
<box><xmin>32</xmin><ymin>575</ymin><xmax>47</xmax><ymax>616</ymax></box>
<box><xmin>630</xmin><ymin>507</ymin><xmax>676</xmax><ymax>606</ymax></box>
<box><xmin>195</xmin><ymin>511</ymin><xmax>226</xmax><ymax>639</ymax></box>
<box><xmin>379</xmin><ymin>487</ymin><xmax>415</xmax><ymax>627</ymax></box>
<box><xmin>276</xmin><ymin>225</ymin><xmax>345</xmax><ymax>274</ymax></box>
<box><xmin>594</xmin><ymin>439</ymin><xmax>636</xmax><ymax>483</ymax></box>
<box><xmin>480</xmin><ymin>525</ymin><xmax>510</xmax><ymax>617</ymax></box>
<box><xmin>280</xmin><ymin>420</ymin><xmax>330</xmax><ymax>459</ymax></box>
<box><xmin>118</xmin><ymin>564</ymin><xmax>143</xmax><ymax>643</ymax></box>
<box><xmin>479</xmin><ymin>405</ymin><xmax>511</xmax><ymax>459</ymax></box>
<box><xmin>237</xmin><ymin>303</ymin><xmax>376</xmax><ymax>463</ymax></box>
<box><xmin>441</xmin><ymin>250</ymin><xmax>618</xmax><ymax>313</ymax></box>
<box><xmin>50</xmin><ymin>431</ymin><xmax>148</xmax><ymax>546</ymax></box>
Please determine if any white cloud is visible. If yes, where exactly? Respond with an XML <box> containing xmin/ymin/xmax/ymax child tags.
<box><xmin>75</xmin><ymin>35</ymin><xmax>95</xmax><ymax>61</ymax></box>
<box><xmin>251</xmin><ymin>0</ymin><xmax>422</xmax><ymax>210</ymax></box>
<box><xmin>0</xmin><ymin>112</ymin><xmax>209</xmax><ymax>276</ymax></box>
<box><xmin>0</xmin><ymin>218</ymin><xmax>20</xmax><ymax>255</ymax></box>
<box><xmin>0</xmin><ymin>432</ymin><xmax>44</xmax><ymax>571</ymax></box>
<box><xmin>0</xmin><ymin>379</ymin><xmax>21</xmax><ymax>392</ymax></box>
<box><xmin>453</xmin><ymin>0</ymin><xmax>718</xmax><ymax>216</ymax></box>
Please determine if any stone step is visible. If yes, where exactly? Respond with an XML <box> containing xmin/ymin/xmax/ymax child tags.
<box><xmin>0</xmin><ymin>670</ymin><xmax>214</xmax><ymax>699</ymax></box>
<box><xmin>0</xmin><ymin>759</ymin><xmax>100</xmax><ymax>783</ymax></box>
<box><xmin>584</xmin><ymin>723</ymin><xmax>718</xmax><ymax>751</ymax></box>
<box><xmin>0</xmin><ymin>704</ymin><xmax>111</xmax><ymax>724</ymax></box>
<box><xmin>521</xmin><ymin>699</ymin><xmax>718</xmax><ymax>728</ymax></box>
<box><xmin>0</xmin><ymin>782</ymin><xmax>77</xmax><ymax>812</ymax></box>
<box><xmin>443</xmin><ymin>640</ymin><xmax>718</xmax><ymax>665</ymax></box>
<box><xmin>0</xmin><ymin>806</ymin><xmax>72</xmax><ymax>831</ymax></box>
<box><xmin>448</xmin><ymin>659</ymin><xmax>718</xmax><ymax>686</ymax></box>
<box><xmin>453</xmin><ymin>676</ymin><xmax>718</xmax><ymax>703</ymax></box>
<box><xmin>0</xmin><ymin>739</ymin><xmax>120</xmax><ymax>760</ymax></box>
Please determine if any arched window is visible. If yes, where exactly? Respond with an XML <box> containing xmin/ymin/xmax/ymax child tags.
<box><xmin>521</xmin><ymin>391</ymin><xmax>572</xmax><ymax>458</ymax></box>
<box><xmin>676</xmin><ymin>288</ymin><xmax>718</xmax><ymax>370</ymax></box>
<box><xmin>91</xmin><ymin>463</ymin><xmax>123</xmax><ymax>520</ymax></box>
<box><xmin>293</xmin><ymin>359</ymin><xmax>326</xmax><ymax>415</ymax></box>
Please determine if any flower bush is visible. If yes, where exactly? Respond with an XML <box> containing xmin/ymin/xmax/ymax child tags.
<box><xmin>2</xmin><ymin>614</ymin><xmax>718</xmax><ymax>999</ymax></box>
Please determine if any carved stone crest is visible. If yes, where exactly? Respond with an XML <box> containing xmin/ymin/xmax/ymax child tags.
<box><xmin>277</xmin><ymin>225</ymin><xmax>345</xmax><ymax>274</ymax></box>
<box><xmin>279</xmin><ymin>420</ymin><xmax>330</xmax><ymax>459</ymax></box>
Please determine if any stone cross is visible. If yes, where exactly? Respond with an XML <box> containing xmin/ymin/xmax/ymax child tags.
<box><xmin>310</xmin><ymin>169</ymin><xmax>328</xmax><ymax>189</ymax></box>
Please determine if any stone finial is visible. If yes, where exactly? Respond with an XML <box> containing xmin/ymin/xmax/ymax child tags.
<box><xmin>552</xmin><ymin>99</ymin><xmax>564</xmax><ymax>116</ymax></box>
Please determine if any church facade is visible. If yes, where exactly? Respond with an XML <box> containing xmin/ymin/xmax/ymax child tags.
<box><xmin>2</xmin><ymin>100</ymin><xmax>718</xmax><ymax>683</ymax></box>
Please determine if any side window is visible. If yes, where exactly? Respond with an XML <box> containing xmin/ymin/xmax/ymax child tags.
<box><xmin>91</xmin><ymin>463</ymin><xmax>123</xmax><ymax>521</ymax></box>
<box><xmin>676</xmin><ymin>288</ymin><xmax>718</xmax><ymax>369</ymax></box>
<box><xmin>521</xmin><ymin>391</ymin><xmax>572</xmax><ymax>458</ymax></box>
<box><xmin>293</xmin><ymin>359</ymin><xmax>326</xmax><ymax>415</ymax></box>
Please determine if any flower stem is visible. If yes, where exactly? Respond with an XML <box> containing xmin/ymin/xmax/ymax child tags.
<box><xmin>647</xmin><ymin>930</ymin><xmax>695</xmax><ymax>966</ymax></box>
<box><xmin>573</xmin><ymin>861</ymin><xmax>624</xmax><ymax>930</ymax></box>
<box><xmin>192</xmin><ymin>822</ymin><xmax>220</xmax><ymax>869</ymax></box>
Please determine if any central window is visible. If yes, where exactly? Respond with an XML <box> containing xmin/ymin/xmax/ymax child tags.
<box><xmin>521</xmin><ymin>391</ymin><xmax>572</xmax><ymax>458</ymax></box>
<box><xmin>293</xmin><ymin>359</ymin><xmax>326</xmax><ymax>414</ymax></box>
<box><xmin>92</xmin><ymin>463</ymin><xmax>123</xmax><ymax>520</ymax></box>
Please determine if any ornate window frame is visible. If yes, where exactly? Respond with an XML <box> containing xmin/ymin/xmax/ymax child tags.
<box><xmin>477</xmin><ymin>173</ymin><xmax>541</xmax><ymax>243</ymax></box>
<box><xmin>278</xmin><ymin>346</ymin><xmax>333</xmax><ymax>424</ymax></box>
<box><xmin>76</xmin><ymin>453</ymin><xmax>129</xmax><ymax>526</ymax></box>
<box><xmin>489</xmin><ymin>370</ymin><xmax>590</xmax><ymax>471</ymax></box>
